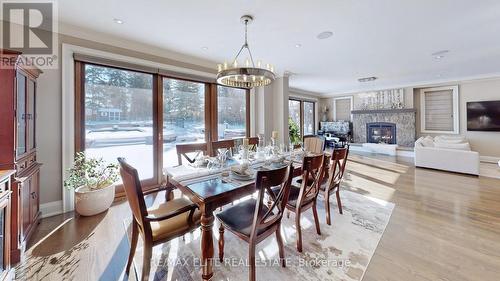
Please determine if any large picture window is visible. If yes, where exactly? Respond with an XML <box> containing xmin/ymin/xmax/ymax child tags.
<box><xmin>75</xmin><ymin>58</ymin><xmax>250</xmax><ymax>194</ymax></box>
<box><xmin>83</xmin><ymin>64</ymin><xmax>154</xmax><ymax>180</ymax></box>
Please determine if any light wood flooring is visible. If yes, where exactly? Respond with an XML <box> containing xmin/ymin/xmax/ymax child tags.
<box><xmin>21</xmin><ymin>152</ymin><xmax>500</xmax><ymax>281</ymax></box>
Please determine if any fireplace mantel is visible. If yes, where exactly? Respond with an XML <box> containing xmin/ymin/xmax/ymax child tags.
<box><xmin>351</xmin><ymin>108</ymin><xmax>416</xmax><ymax>115</ymax></box>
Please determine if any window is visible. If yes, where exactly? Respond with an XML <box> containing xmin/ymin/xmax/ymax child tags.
<box><xmin>217</xmin><ymin>86</ymin><xmax>248</xmax><ymax>139</ymax></box>
<box><xmin>75</xmin><ymin>57</ymin><xmax>251</xmax><ymax>193</ymax></box>
<box><xmin>83</xmin><ymin>64</ymin><xmax>154</xmax><ymax>179</ymax></box>
<box><xmin>289</xmin><ymin>100</ymin><xmax>301</xmax><ymax>134</ymax></box>
<box><xmin>303</xmin><ymin>101</ymin><xmax>315</xmax><ymax>135</ymax></box>
<box><xmin>420</xmin><ymin>85</ymin><xmax>459</xmax><ymax>134</ymax></box>
<box><xmin>163</xmin><ymin>78</ymin><xmax>206</xmax><ymax>168</ymax></box>
<box><xmin>333</xmin><ymin>97</ymin><xmax>353</xmax><ymax>121</ymax></box>
<box><xmin>288</xmin><ymin>99</ymin><xmax>316</xmax><ymax>139</ymax></box>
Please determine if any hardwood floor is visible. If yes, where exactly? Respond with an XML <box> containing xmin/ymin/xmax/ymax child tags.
<box><xmin>20</xmin><ymin>152</ymin><xmax>500</xmax><ymax>281</ymax></box>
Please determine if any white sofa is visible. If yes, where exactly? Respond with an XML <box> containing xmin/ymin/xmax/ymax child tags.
<box><xmin>414</xmin><ymin>135</ymin><xmax>480</xmax><ymax>175</ymax></box>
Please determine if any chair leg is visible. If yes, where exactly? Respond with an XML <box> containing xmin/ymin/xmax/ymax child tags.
<box><xmin>295</xmin><ymin>211</ymin><xmax>303</xmax><ymax>252</ymax></box>
<box><xmin>324</xmin><ymin>191</ymin><xmax>331</xmax><ymax>225</ymax></box>
<box><xmin>275</xmin><ymin>226</ymin><xmax>286</xmax><ymax>267</ymax></box>
<box><xmin>336</xmin><ymin>189</ymin><xmax>343</xmax><ymax>214</ymax></box>
<box><xmin>312</xmin><ymin>201</ymin><xmax>321</xmax><ymax>235</ymax></box>
<box><xmin>218</xmin><ymin>224</ymin><xmax>225</xmax><ymax>262</ymax></box>
<box><xmin>249</xmin><ymin>243</ymin><xmax>256</xmax><ymax>281</ymax></box>
<box><xmin>126</xmin><ymin>221</ymin><xmax>139</xmax><ymax>275</ymax></box>
<box><xmin>141</xmin><ymin>239</ymin><xmax>153</xmax><ymax>281</ymax></box>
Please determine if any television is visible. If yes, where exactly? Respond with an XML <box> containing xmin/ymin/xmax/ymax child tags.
<box><xmin>467</xmin><ymin>101</ymin><xmax>500</xmax><ymax>131</ymax></box>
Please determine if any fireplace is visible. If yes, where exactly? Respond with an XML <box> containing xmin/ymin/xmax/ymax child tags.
<box><xmin>366</xmin><ymin>122</ymin><xmax>396</xmax><ymax>144</ymax></box>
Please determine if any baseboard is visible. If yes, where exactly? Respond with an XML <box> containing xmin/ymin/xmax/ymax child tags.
<box><xmin>480</xmin><ymin>156</ymin><xmax>500</xmax><ymax>164</ymax></box>
<box><xmin>40</xmin><ymin>200</ymin><xmax>64</xmax><ymax>218</ymax></box>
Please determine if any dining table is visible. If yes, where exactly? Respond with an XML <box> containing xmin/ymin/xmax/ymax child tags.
<box><xmin>164</xmin><ymin>154</ymin><xmax>304</xmax><ymax>281</ymax></box>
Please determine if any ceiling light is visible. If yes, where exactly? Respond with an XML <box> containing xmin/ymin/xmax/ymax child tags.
<box><xmin>358</xmin><ymin>77</ymin><xmax>377</xmax><ymax>82</ymax></box>
<box><xmin>216</xmin><ymin>15</ymin><xmax>275</xmax><ymax>89</ymax></box>
<box><xmin>432</xmin><ymin>50</ymin><xmax>449</xmax><ymax>59</ymax></box>
<box><xmin>317</xmin><ymin>31</ymin><xmax>333</xmax><ymax>40</ymax></box>
<box><xmin>295</xmin><ymin>44</ymin><xmax>302</xmax><ymax>48</ymax></box>
<box><xmin>113</xmin><ymin>18</ymin><xmax>124</xmax><ymax>24</ymax></box>
<box><xmin>201</xmin><ymin>46</ymin><xmax>208</xmax><ymax>51</ymax></box>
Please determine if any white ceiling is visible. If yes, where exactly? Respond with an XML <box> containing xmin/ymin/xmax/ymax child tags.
<box><xmin>58</xmin><ymin>0</ymin><xmax>500</xmax><ymax>96</ymax></box>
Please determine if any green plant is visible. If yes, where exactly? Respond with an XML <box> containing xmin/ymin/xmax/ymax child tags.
<box><xmin>289</xmin><ymin>117</ymin><xmax>301</xmax><ymax>145</ymax></box>
<box><xmin>64</xmin><ymin>152</ymin><xmax>119</xmax><ymax>191</ymax></box>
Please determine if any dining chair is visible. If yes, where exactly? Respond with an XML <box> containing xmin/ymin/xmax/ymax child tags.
<box><xmin>303</xmin><ymin>135</ymin><xmax>325</xmax><ymax>154</ymax></box>
<box><xmin>175</xmin><ymin>142</ymin><xmax>208</xmax><ymax>166</ymax></box>
<box><xmin>273</xmin><ymin>154</ymin><xmax>327</xmax><ymax>252</ymax></box>
<box><xmin>247</xmin><ymin>137</ymin><xmax>259</xmax><ymax>151</ymax></box>
<box><xmin>217</xmin><ymin>164</ymin><xmax>294</xmax><ymax>281</ymax></box>
<box><xmin>211</xmin><ymin>139</ymin><xmax>235</xmax><ymax>156</ymax></box>
<box><xmin>320</xmin><ymin>146</ymin><xmax>349</xmax><ymax>225</ymax></box>
<box><xmin>118</xmin><ymin>158</ymin><xmax>201</xmax><ymax>281</ymax></box>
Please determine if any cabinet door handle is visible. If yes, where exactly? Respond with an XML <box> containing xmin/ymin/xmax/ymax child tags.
<box><xmin>31</xmin><ymin>192</ymin><xmax>36</xmax><ymax>199</ymax></box>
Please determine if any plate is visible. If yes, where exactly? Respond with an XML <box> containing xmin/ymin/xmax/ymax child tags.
<box><xmin>231</xmin><ymin>171</ymin><xmax>255</xmax><ymax>180</ymax></box>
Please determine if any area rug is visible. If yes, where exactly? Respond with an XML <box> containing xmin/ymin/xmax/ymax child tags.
<box><xmin>125</xmin><ymin>190</ymin><xmax>394</xmax><ymax>281</ymax></box>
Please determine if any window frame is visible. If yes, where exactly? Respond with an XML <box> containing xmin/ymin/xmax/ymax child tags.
<box><xmin>333</xmin><ymin>96</ymin><xmax>353</xmax><ymax>121</ymax></box>
<box><xmin>420</xmin><ymin>85</ymin><xmax>459</xmax><ymax>134</ymax></box>
<box><xmin>215</xmin><ymin>85</ymin><xmax>251</xmax><ymax>141</ymax></box>
<box><xmin>74</xmin><ymin>60</ymin><xmax>250</xmax><ymax>196</ymax></box>
<box><xmin>288</xmin><ymin>98</ymin><xmax>316</xmax><ymax>138</ymax></box>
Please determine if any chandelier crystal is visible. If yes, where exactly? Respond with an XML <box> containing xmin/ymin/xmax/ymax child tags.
<box><xmin>216</xmin><ymin>15</ymin><xmax>275</xmax><ymax>89</ymax></box>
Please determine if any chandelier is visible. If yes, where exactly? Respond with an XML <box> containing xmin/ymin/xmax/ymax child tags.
<box><xmin>216</xmin><ymin>15</ymin><xmax>275</xmax><ymax>89</ymax></box>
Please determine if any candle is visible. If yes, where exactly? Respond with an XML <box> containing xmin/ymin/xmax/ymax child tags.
<box><xmin>243</xmin><ymin>138</ymin><xmax>249</xmax><ymax>147</ymax></box>
<box><xmin>272</xmin><ymin>131</ymin><xmax>278</xmax><ymax>139</ymax></box>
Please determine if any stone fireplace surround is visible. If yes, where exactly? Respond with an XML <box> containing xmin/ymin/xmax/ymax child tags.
<box><xmin>352</xmin><ymin>108</ymin><xmax>416</xmax><ymax>147</ymax></box>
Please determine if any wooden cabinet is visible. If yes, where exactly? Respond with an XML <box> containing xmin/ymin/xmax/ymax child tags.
<box><xmin>0</xmin><ymin>171</ymin><xmax>14</xmax><ymax>281</ymax></box>
<box><xmin>0</xmin><ymin>50</ymin><xmax>42</xmax><ymax>264</ymax></box>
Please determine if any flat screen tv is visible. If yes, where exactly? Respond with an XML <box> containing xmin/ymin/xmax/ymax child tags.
<box><xmin>467</xmin><ymin>100</ymin><xmax>500</xmax><ymax>131</ymax></box>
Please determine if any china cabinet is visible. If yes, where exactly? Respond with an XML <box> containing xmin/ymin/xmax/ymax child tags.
<box><xmin>0</xmin><ymin>50</ymin><xmax>42</xmax><ymax>264</ymax></box>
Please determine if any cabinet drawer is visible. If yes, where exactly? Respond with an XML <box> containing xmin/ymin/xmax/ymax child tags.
<box><xmin>15</xmin><ymin>159</ymin><xmax>28</xmax><ymax>174</ymax></box>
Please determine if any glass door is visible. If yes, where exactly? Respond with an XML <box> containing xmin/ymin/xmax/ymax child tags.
<box><xmin>28</xmin><ymin>79</ymin><xmax>36</xmax><ymax>151</ymax></box>
<box><xmin>16</xmin><ymin>72</ymin><xmax>27</xmax><ymax>158</ymax></box>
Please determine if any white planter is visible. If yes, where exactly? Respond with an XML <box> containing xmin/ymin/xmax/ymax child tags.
<box><xmin>74</xmin><ymin>184</ymin><xmax>115</xmax><ymax>216</ymax></box>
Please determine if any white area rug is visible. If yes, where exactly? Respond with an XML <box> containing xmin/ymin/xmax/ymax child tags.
<box><xmin>126</xmin><ymin>190</ymin><xmax>394</xmax><ymax>281</ymax></box>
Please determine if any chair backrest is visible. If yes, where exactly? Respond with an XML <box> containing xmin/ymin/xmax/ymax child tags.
<box><xmin>176</xmin><ymin>143</ymin><xmax>208</xmax><ymax>166</ymax></box>
<box><xmin>303</xmin><ymin>136</ymin><xmax>325</xmax><ymax>154</ymax></box>
<box><xmin>247</xmin><ymin>137</ymin><xmax>259</xmax><ymax>151</ymax></box>
<box><xmin>297</xmin><ymin>153</ymin><xmax>326</xmax><ymax>206</ymax></box>
<box><xmin>250</xmin><ymin>164</ymin><xmax>294</xmax><ymax>238</ymax></box>
<box><xmin>233</xmin><ymin>137</ymin><xmax>259</xmax><ymax>152</ymax></box>
<box><xmin>211</xmin><ymin>139</ymin><xmax>235</xmax><ymax>156</ymax></box>
<box><xmin>117</xmin><ymin>158</ymin><xmax>148</xmax><ymax>230</ymax></box>
<box><xmin>326</xmin><ymin>146</ymin><xmax>349</xmax><ymax>189</ymax></box>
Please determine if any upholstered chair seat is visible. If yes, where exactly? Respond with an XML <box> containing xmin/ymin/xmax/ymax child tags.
<box><xmin>147</xmin><ymin>198</ymin><xmax>201</xmax><ymax>242</ymax></box>
<box><xmin>217</xmin><ymin>199</ymin><xmax>274</xmax><ymax>237</ymax></box>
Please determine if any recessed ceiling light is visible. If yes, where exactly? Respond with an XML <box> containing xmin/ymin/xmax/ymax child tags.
<box><xmin>317</xmin><ymin>31</ymin><xmax>333</xmax><ymax>40</ymax></box>
<box><xmin>432</xmin><ymin>50</ymin><xmax>449</xmax><ymax>59</ymax></box>
<box><xmin>113</xmin><ymin>18</ymin><xmax>124</xmax><ymax>24</ymax></box>
<box><xmin>295</xmin><ymin>44</ymin><xmax>302</xmax><ymax>48</ymax></box>
<box><xmin>358</xmin><ymin>76</ymin><xmax>377</xmax><ymax>82</ymax></box>
<box><xmin>201</xmin><ymin>46</ymin><xmax>208</xmax><ymax>51</ymax></box>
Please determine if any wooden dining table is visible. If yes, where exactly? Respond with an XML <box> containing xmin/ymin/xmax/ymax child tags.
<box><xmin>165</xmin><ymin>158</ymin><xmax>303</xmax><ymax>280</ymax></box>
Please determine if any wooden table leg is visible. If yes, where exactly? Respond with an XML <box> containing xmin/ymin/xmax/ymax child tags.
<box><xmin>200</xmin><ymin>205</ymin><xmax>214</xmax><ymax>280</ymax></box>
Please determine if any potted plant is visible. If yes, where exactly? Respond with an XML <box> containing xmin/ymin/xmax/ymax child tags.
<box><xmin>64</xmin><ymin>152</ymin><xmax>119</xmax><ymax>216</ymax></box>
<box><xmin>289</xmin><ymin>117</ymin><xmax>301</xmax><ymax>145</ymax></box>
